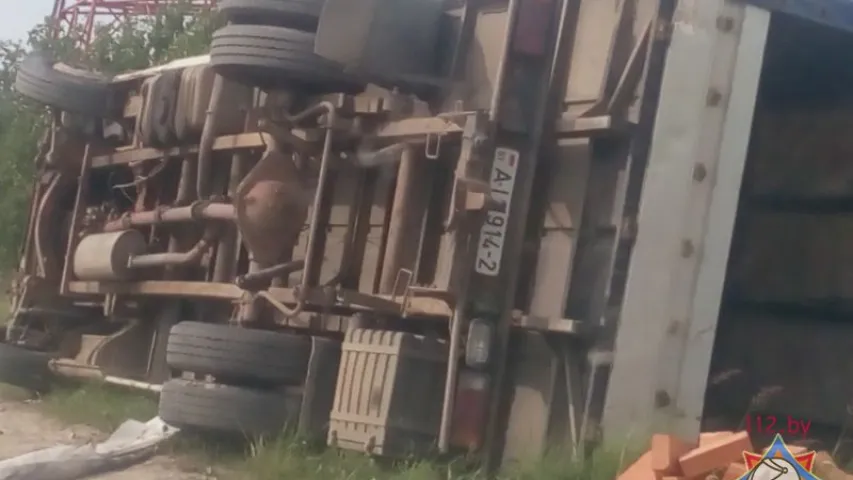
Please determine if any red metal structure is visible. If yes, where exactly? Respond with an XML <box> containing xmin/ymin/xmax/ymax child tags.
<box><xmin>51</xmin><ymin>0</ymin><xmax>215</xmax><ymax>45</ymax></box>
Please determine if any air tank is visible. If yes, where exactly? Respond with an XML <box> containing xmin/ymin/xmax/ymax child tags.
<box><xmin>73</xmin><ymin>230</ymin><xmax>147</xmax><ymax>281</ymax></box>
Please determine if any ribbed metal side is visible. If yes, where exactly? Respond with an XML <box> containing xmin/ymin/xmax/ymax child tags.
<box><xmin>328</xmin><ymin>328</ymin><xmax>447</xmax><ymax>456</ymax></box>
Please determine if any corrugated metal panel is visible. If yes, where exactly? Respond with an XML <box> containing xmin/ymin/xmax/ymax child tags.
<box><xmin>328</xmin><ymin>329</ymin><xmax>447</xmax><ymax>457</ymax></box>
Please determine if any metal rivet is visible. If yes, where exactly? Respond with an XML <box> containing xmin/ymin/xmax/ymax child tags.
<box><xmin>706</xmin><ymin>88</ymin><xmax>723</xmax><ymax>106</ymax></box>
<box><xmin>666</xmin><ymin>319</ymin><xmax>682</xmax><ymax>335</ymax></box>
<box><xmin>693</xmin><ymin>163</ymin><xmax>707</xmax><ymax>182</ymax></box>
<box><xmin>620</xmin><ymin>216</ymin><xmax>638</xmax><ymax>241</ymax></box>
<box><xmin>716</xmin><ymin>16</ymin><xmax>734</xmax><ymax>32</ymax></box>
<box><xmin>681</xmin><ymin>239</ymin><xmax>695</xmax><ymax>258</ymax></box>
<box><xmin>654</xmin><ymin>390</ymin><xmax>672</xmax><ymax>408</ymax></box>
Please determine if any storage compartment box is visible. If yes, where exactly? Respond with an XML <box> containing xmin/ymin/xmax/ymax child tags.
<box><xmin>328</xmin><ymin>328</ymin><xmax>447</xmax><ymax>457</ymax></box>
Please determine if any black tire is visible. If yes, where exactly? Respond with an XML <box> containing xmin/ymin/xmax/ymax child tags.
<box><xmin>158</xmin><ymin>379</ymin><xmax>301</xmax><ymax>436</ymax></box>
<box><xmin>14</xmin><ymin>53</ymin><xmax>112</xmax><ymax>117</ymax></box>
<box><xmin>210</xmin><ymin>25</ymin><xmax>363</xmax><ymax>93</ymax></box>
<box><xmin>218</xmin><ymin>0</ymin><xmax>324</xmax><ymax>31</ymax></box>
<box><xmin>0</xmin><ymin>343</ymin><xmax>51</xmax><ymax>391</ymax></box>
<box><xmin>166</xmin><ymin>321</ymin><xmax>311</xmax><ymax>385</ymax></box>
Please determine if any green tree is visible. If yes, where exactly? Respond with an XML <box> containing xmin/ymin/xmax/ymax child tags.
<box><xmin>0</xmin><ymin>3</ymin><xmax>218</xmax><ymax>267</ymax></box>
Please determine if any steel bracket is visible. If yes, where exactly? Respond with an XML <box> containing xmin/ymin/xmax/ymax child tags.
<box><xmin>445</xmin><ymin>111</ymin><xmax>493</xmax><ymax>230</ymax></box>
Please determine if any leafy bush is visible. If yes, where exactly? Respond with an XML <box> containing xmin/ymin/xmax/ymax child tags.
<box><xmin>0</xmin><ymin>1</ymin><xmax>218</xmax><ymax>268</ymax></box>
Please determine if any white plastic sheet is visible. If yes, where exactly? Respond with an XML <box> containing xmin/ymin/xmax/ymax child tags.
<box><xmin>0</xmin><ymin>417</ymin><xmax>179</xmax><ymax>480</ymax></box>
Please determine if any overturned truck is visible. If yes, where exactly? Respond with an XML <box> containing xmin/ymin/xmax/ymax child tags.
<box><xmin>5</xmin><ymin>0</ymin><xmax>853</xmax><ymax>467</ymax></box>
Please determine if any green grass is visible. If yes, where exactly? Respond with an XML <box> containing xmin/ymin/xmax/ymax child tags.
<box><xmin>39</xmin><ymin>381</ymin><xmax>159</xmax><ymax>431</ymax></box>
<box><xmin>239</xmin><ymin>436</ymin><xmax>635</xmax><ymax>480</ymax></box>
<box><xmin>0</xmin><ymin>380</ymin><xmax>637</xmax><ymax>480</ymax></box>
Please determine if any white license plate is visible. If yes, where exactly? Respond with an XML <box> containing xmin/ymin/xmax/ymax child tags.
<box><xmin>475</xmin><ymin>147</ymin><xmax>520</xmax><ymax>276</ymax></box>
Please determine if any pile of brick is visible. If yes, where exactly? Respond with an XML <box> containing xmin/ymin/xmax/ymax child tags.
<box><xmin>617</xmin><ymin>431</ymin><xmax>852</xmax><ymax>480</ymax></box>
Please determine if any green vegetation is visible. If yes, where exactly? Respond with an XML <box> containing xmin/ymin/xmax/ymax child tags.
<box><xmin>0</xmin><ymin>1</ymin><xmax>218</xmax><ymax>269</ymax></box>
<box><xmin>1</xmin><ymin>380</ymin><xmax>636</xmax><ymax>480</ymax></box>
<box><xmin>39</xmin><ymin>381</ymin><xmax>158</xmax><ymax>430</ymax></box>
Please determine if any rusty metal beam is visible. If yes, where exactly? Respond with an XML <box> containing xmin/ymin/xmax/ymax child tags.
<box><xmin>63</xmin><ymin>281</ymin><xmax>584</xmax><ymax>334</ymax></box>
<box><xmin>91</xmin><ymin>133</ymin><xmax>272</xmax><ymax>168</ymax></box>
<box><xmin>554</xmin><ymin>114</ymin><xmax>633</xmax><ymax>138</ymax></box>
<box><xmin>65</xmin><ymin>281</ymin><xmax>453</xmax><ymax>317</ymax></box>
<box><xmin>92</xmin><ymin>116</ymin><xmax>469</xmax><ymax>168</ymax></box>
<box><xmin>511</xmin><ymin>313</ymin><xmax>589</xmax><ymax>335</ymax></box>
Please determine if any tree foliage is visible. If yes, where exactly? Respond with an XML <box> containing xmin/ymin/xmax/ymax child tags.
<box><xmin>0</xmin><ymin>2</ymin><xmax>218</xmax><ymax>267</ymax></box>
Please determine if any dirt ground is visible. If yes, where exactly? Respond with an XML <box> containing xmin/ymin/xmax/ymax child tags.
<box><xmin>0</xmin><ymin>398</ymin><xmax>208</xmax><ymax>479</ymax></box>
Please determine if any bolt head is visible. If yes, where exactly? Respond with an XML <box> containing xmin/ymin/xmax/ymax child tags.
<box><xmin>716</xmin><ymin>16</ymin><xmax>735</xmax><ymax>32</ymax></box>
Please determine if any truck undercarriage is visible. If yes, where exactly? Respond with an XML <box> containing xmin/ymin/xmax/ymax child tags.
<box><xmin>5</xmin><ymin>0</ymin><xmax>853</xmax><ymax>469</ymax></box>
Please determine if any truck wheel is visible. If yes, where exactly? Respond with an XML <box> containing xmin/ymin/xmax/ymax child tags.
<box><xmin>218</xmin><ymin>0</ymin><xmax>324</xmax><ymax>32</ymax></box>
<box><xmin>0</xmin><ymin>343</ymin><xmax>51</xmax><ymax>391</ymax></box>
<box><xmin>166</xmin><ymin>321</ymin><xmax>311</xmax><ymax>385</ymax></box>
<box><xmin>210</xmin><ymin>25</ymin><xmax>364</xmax><ymax>93</ymax></box>
<box><xmin>15</xmin><ymin>53</ymin><xmax>112</xmax><ymax>117</ymax></box>
<box><xmin>158</xmin><ymin>379</ymin><xmax>301</xmax><ymax>436</ymax></box>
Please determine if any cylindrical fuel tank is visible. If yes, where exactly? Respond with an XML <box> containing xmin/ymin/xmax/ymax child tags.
<box><xmin>73</xmin><ymin>230</ymin><xmax>147</xmax><ymax>281</ymax></box>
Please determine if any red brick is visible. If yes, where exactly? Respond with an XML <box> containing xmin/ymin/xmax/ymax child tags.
<box><xmin>699</xmin><ymin>431</ymin><xmax>734</xmax><ymax>446</ymax></box>
<box><xmin>660</xmin><ymin>474</ymin><xmax>707</xmax><ymax>480</ymax></box>
<box><xmin>652</xmin><ymin>434</ymin><xmax>696</xmax><ymax>475</ymax></box>
<box><xmin>813</xmin><ymin>451</ymin><xmax>848</xmax><ymax>480</ymax></box>
<box><xmin>721</xmin><ymin>462</ymin><xmax>748</xmax><ymax>480</ymax></box>
<box><xmin>678</xmin><ymin>431</ymin><xmax>753</xmax><ymax>477</ymax></box>
<box><xmin>618</xmin><ymin>452</ymin><xmax>656</xmax><ymax>480</ymax></box>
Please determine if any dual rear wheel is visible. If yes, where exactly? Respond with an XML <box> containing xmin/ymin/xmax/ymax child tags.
<box><xmin>159</xmin><ymin>321</ymin><xmax>331</xmax><ymax>438</ymax></box>
<box><xmin>0</xmin><ymin>321</ymin><xmax>326</xmax><ymax>439</ymax></box>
